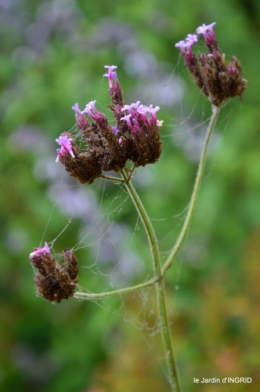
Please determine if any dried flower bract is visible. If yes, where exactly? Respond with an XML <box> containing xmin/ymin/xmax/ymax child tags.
<box><xmin>29</xmin><ymin>243</ymin><xmax>79</xmax><ymax>303</ymax></box>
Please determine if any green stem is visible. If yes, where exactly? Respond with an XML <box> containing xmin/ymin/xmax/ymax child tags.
<box><xmin>121</xmin><ymin>169</ymin><xmax>161</xmax><ymax>278</ymax></box>
<box><xmin>121</xmin><ymin>169</ymin><xmax>182</xmax><ymax>392</ymax></box>
<box><xmin>73</xmin><ymin>275</ymin><xmax>158</xmax><ymax>300</ymax></box>
<box><xmin>101</xmin><ymin>174</ymin><xmax>125</xmax><ymax>183</ymax></box>
<box><xmin>162</xmin><ymin>104</ymin><xmax>220</xmax><ymax>275</ymax></box>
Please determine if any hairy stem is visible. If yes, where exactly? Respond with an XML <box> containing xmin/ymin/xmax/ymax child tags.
<box><xmin>121</xmin><ymin>169</ymin><xmax>182</xmax><ymax>392</ymax></box>
<box><xmin>162</xmin><ymin>104</ymin><xmax>220</xmax><ymax>275</ymax></box>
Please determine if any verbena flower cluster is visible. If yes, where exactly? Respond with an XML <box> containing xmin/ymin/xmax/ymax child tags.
<box><xmin>29</xmin><ymin>24</ymin><xmax>247</xmax><ymax>304</ymax></box>
<box><xmin>29</xmin><ymin>243</ymin><xmax>79</xmax><ymax>303</ymax></box>
<box><xmin>56</xmin><ymin>65</ymin><xmax>162</xmax><ymax>184</ymax></box>
<box><xmin>175</xmin><ymin>22</ymin><xmax>247</xmax><ymax>106</ymax></box>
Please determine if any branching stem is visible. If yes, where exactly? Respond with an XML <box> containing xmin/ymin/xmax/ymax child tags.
<box><xmin>74</xmin><ymin>105</ymin><xmax>220</xmax><ymax>392</ymax></box>
<box><xmin>121</xmin><ymin>169</ymin><xmax>182</xmax><ymax>392</ymax></box>
<box><xmin>74</xmin><ymin>275</ymin><xmax>159</xmax><ymax>300</ymax></box>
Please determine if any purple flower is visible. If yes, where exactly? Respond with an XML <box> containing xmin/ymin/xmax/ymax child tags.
<box><xmin>84</xmin><ymin>100</ymin><xmax>97</xmax><ymax>118</ymax></box>
<box><xmin>121</xmin><ymin>101</ymin><xmax>141</xmax><ymax>115</ymax></box>
<box><xmin>121</xmin><ymin>104</ymin><xmax>133</xmax><ymax>114</ymax></box>
<box><xmin>196</xmin><ymin>22</ymin><xmax>217</xmax><ymax>49</ymax></box>
<box><xmin>129</xmin><ymin>101</ymin><xmax>141</xmax><ymax>109</ymax></box>
<box><xmin>123</xmin><ymin>103</ymin><xmax>160</xmax><ymax>124</ymax></box>
<box><xmin>121</xmin><ymin>102</ymin><xmax>161</xmax><ymax>134</ymax></box>
<box><xmin>72</xmin><ymin>103</ymin><xmax>84</xmax><ymax>115</ymax></box>
<box><xmin>175</xmin><ymin>36</ymin><xmax>197</xmax><ymax>66</ymax></box>
<box><xmin>56</xmin><ymin>135</ymin><xmax>75</xmax><ymax>161</ymax></box>
<box><xmin>196</xmin><ymin>22</ymin><xmax>216</xmax><ymax>38</ymax></box>
<box><xmin>175</xmin><ymin>39</ymin><xmax>195</xmax><ymax>54</ymax></box>
<box><xmin>29</xmin><ymin>242</ymin><xmax>50</xmax><ymax>260</ymax></box>
<box><xmin>72</xmin><ymin>103</ymin><xmax>90</xmax><ymax>130</ymax></box>
<box><xmin>104</xmin><ymin>65</ymin><xmax>118</xmax><ymax>88</ymax></box>
<box><xmin>84</xmin><ymin>100</ymin><xmax>106</xmax><ymax>123</ymax></box>
<box><xmin>143</xmin><ymin>104</ymin><xmax>160</xmax><ymax>124</ymax></box>
<box><xmin>135</xmin><ymin>104</ymin><xmax>160</xmax><ymax>126</ymax></box>
<box><xmin>112</xmin><ymin>126</ymin><xmax>119</xmax><ymax>135</ymax></box>
<box><xmin>186</xmin><ymin>34</ymin><xmax>198</xmax><ymax>45</ymax></box>
<box><xmin>121</xmin><ymin>113</ymin><xmax>134</xmax><ymax>130</ymax></box>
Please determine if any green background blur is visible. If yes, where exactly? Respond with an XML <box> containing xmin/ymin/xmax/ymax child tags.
<box><xmin>1</xmin><ymin>0</ymin><xmax>260</xmax><ymax>391</ymax></box>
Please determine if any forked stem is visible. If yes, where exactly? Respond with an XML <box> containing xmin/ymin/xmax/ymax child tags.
<box><xmin>74</xmin><ymin>105</ymin><xmax>220</xmax><ymax>391</ymax></box>
<box><xmin>121</xmin><ymin>169</ymin><xmax>182</xmax><ymax>392</ymax></box>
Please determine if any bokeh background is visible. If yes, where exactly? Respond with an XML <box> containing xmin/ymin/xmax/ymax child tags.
<box><xmin>1</xmin><ymin>0</ymin><xmax>260</xmax><ymax>391</ymax></box>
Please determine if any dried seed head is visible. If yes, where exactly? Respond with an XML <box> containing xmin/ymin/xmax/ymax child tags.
<box><xmin>30</xmin><ymin>244</ymin><xmax>79</xmax><ymax>303</ymax></box>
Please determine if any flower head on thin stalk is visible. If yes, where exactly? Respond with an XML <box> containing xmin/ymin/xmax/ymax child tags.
<box><xmin>55</xmin><ymin>65</ymin><xmax>163</xmax><ymax>183</ymax></box>
<box><xmin>175</xmin><ymin>22</ymin><xmax>247</xmax><ymax>106</ymax></box>
<box><xmin>30</xmin><ymin>245</ymin><xmax>79</xmax><ymax>303</ymax></box>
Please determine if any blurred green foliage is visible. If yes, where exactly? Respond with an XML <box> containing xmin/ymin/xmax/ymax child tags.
<box><xmin>1</xmin><ymin>0</ymin><xmax>260</xmax><ymax>391</ymax></box>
